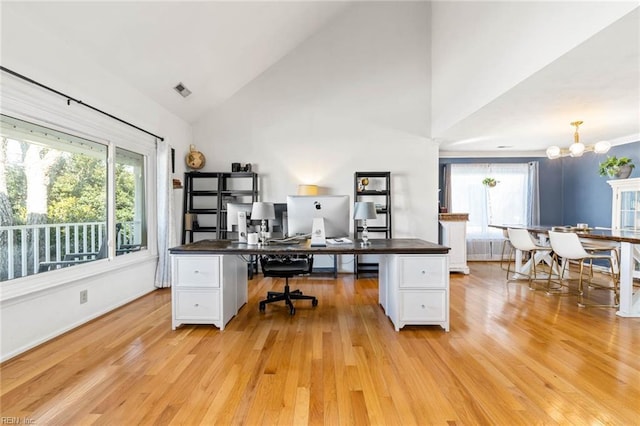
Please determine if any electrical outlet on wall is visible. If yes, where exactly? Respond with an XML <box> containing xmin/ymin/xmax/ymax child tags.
<box><xmin>80</xmin><ymin>289</ymin><xmax>88</xmax><ymax>304</ymax></box>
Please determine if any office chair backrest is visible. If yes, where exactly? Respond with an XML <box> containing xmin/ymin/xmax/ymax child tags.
<box><xmin>260</xmin><ymin>255</ymin><xmax>313</xmax><ymax>277</ymax></box>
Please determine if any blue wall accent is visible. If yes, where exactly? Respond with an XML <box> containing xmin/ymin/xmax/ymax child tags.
<box><xmin>439</xmin><ymin>141</ymin><xmax>639</xmax><ymax>228</ymax></box>
<box><xmin>561</xmin><ymin>142</ymin><xmax>639</xmax><ymax>228</ymax></box>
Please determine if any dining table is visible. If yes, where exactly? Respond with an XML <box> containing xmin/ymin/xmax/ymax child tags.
<box><xmin>490</xmin><ymin>224</ymin><xmax>640</xmax><ymax>318</ymax></box>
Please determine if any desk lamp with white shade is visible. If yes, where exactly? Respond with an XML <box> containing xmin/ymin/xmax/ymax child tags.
<box><xmin>354</xmin><ymin>201</ymin><xmax>377</xmax><ymax>247</ymax></box>
<box><xmin>251</xmin><ymin>202</ymin><xmax>275</xmax><ymax>246</ymax></box>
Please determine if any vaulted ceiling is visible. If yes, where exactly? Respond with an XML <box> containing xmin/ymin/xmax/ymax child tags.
<box><xmin>2</xmin><ymin>1</ymin><xmax>638</xmax><ymax>155</ymax></box>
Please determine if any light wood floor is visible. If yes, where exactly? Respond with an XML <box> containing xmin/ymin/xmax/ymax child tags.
<box><xmin>2</xmin><ymin>262</ymin><xmax>639</xmax><ymax>425</ymax></box>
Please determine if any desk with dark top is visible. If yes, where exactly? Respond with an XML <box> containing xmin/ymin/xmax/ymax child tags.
<box><xmin>169</xmin><ymin>238</ymin><xmax>450</xmax><ymax>256</ymax></box>
<box><xmin>169</xmin><ymin>238</ymin><xmax>451</xmax><ymax>331</ymax></box>
<box><xmin>492</xmin><ymin>224</ymin><xmax>640</xmax><ymax>317</ymax></box>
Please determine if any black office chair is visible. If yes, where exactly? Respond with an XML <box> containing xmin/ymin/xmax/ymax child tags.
<box><xmin>259</xmin><ymin>255</ymin><xmax>318</xmax><ymax>315</ymax></box>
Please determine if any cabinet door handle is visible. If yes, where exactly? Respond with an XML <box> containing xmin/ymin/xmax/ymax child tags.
<box><xmin>421</xmin><ymin>304</ymin><xmax>425</xmax><ymax>309</ymax></box>
<box><xmin>194</xmin><ymin>303</ymin><xmax>199</xmax><ymax>307</ymax></box>
<box><xmin>421</xmin><ymin>270</ymin><xmax>426</xmax><ymax>274</ymax></box>
<box><xmin>194</xmin><ymin>270</ymin><xmax>200</xmax><ymax>274</ymax></box>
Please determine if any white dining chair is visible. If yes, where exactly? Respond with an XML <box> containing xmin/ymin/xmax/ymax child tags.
<box><xmin>547</xmin><ymin>230</ymin><xmax>619</xmax><ymax>307</ymax></box>
<box><xmin>506</xmin><ymin>228</ymin><xmax>555</xmax><ymax>290</ymax></box>
<box><xmin>500</xmin><ymin>229</ymin><xmax>513</xmax><ymax>271</ymax></box>
<box><xmin>580</xmin><ymin>238</ymin><xmax>620</xmax><ymax>281</ymax></box>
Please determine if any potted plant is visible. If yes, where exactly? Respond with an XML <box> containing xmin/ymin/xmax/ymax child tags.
<box><xmin>482</xmin><ymin>177</ymin><xmax>497</xmax><ymax>187</ymax></box>
<box><xmin>598</xmin><ymin>156</ymin><xmax>635</xmax><ymax>179</ymax></box>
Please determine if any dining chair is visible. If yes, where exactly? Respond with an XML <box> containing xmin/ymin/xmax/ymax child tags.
<box><xmin>506</xmin><ymin>228</ymin><xmax>556</xmax><ymax>290</ymax></box>
<box><xmin>580</xmin><ymin>236</ymin><xmax>620</xmax><ymax>282</ymax></box>
<box><xmin>547</xmin><ymin>231</ymin><xmax>619</xmax><ymax>307</ymax></box>
<box><xmin>500</xmin><ymin>229</ymin><xmax>513</xmax><ymax>271</ymax></box>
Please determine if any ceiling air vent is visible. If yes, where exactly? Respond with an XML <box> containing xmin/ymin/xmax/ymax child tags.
<box><xmin>173</xmin><ymin>82</ymin><xmax>192</xmax><ymax>98</ymax></box>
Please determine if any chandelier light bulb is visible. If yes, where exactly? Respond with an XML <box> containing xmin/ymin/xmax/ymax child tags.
<box><xmin>569</xmin><ymin>141</ymin><xmax>585</xmax><ymax>157</ymax></box>
<box><xmin>594</xmin><ymin>140</ymin><xmax>611</xmax><ymax>154</ymax></box>
<box><xmin>546</xmin><ymin>146</ymin><xmax>561</xmax><ymax>159</ymax></box>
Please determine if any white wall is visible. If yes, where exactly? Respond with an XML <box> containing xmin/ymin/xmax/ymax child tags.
<box><xmin>193</xmin><ymin>2</ymin><xmax>438</xmax><ymax>253</ymax></box>
<box><xmin>431</xmin><ymin>1</ymin><xmax>639</xmax><ymax>135</ymax></box>
<box><xmin>0</xmin><ymin>9</ymin><xmax>192</xmax><ymax>361</ymax></box>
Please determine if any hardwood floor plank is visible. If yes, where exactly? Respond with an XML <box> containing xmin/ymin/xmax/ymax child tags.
<box><xmin>2</xmin><ymin>262</ymin><xmax>639</xmax><ymax>425</ymax></box>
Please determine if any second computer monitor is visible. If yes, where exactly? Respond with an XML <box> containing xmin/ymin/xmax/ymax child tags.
<box><xmin>286</xmin><ymin>195</ymin><xmax>350</xmax><ymax>238</ymax></box>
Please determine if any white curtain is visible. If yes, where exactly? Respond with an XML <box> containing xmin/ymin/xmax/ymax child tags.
<box><xmin>155</xmin><ymin>139</ymin><xmax>173</xmax><ymax>288</ymax></box>
<box><xmin>442</xmin><ymin>164</ymin><xmax>452</xmax><ymax>212</ymax></box>
<box><xmin>527</xmin><ymin>161</ymin><xmax>540</xmax><ymax>226</ymax></box>
<box><xmin>450</xmin><ymin>163</ymin><xmax>532</xmax><ymax>240</ymax></box>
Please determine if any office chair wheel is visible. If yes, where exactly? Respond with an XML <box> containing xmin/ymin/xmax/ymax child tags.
<box><xmin>312</xmin><ymin>298</ymin><xmax>318</xmax><ymax>307</ymax></box>
<box><xmin>259</xmin><ymin>302</ymin><xmax>266</xmax><ymax>312</ymax></box>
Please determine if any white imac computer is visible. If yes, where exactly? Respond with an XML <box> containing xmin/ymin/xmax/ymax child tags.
<box><xmin>226</xmin><ymin>203</ymin><xmax>253</xmax><ymax>242</ymax></box>
<box><xmin>286</xmin><ymin>195</ymin><xmax>350</xmax><ymax>239</ymax></box>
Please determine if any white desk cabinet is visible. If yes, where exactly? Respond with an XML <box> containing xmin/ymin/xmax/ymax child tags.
<box><xmin>380</xmin><ymin>254</ymin><xmax>449</xmax><ymax>331</ymax></box>
<box><xmin>439</xmin><ymin>213</ymin><xmax>470</xmax><ymax>274</ymax></box>
<box><xmin>171</xmin><ymin>254</ymin><xmax>247</xmax><ymax>330</ymax></box>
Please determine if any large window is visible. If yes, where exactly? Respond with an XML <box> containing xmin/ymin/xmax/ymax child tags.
<box><xmin>0</xmin><ymin>114</ymin><xmax>147</xmax><ymax>281</ymax></box>
<box><xmin>449</xmin><ymin>162</ymin><xmax>536</xmax><ymax>239</ymax></box>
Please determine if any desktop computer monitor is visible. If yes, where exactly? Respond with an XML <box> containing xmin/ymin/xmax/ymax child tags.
<box><xmin>270</xmin><ymin>203</ymin><xmax>288</xmax><ymax>237</ymax></box>
<box><xmin>286</xmin><ymin>195</ymin><xmax>350</xmax><ymax>238</ymax></box>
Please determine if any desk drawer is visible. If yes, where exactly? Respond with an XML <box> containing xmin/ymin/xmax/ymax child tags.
<box><xmin>174</xmin><ymin>256</ymin><xmax>220</xmax><ymax>288</ymax></box>
<box><xmin>400</xmin><ymin>290</ymin><xmax>446</xmax><ymax>322</ymax></box>
<box><xmin>175</xmin><ymin>289</ymin><xmax>220</xmax><ymax>320</ymax></box>
<box><xmin>398</xmin><ymin>256</ymin><xmax>447</xmax><ymax>288</ymax></box>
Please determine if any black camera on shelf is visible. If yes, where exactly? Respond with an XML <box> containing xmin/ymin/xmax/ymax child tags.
<box><xmin>232</xmin><ymin>163</ymin><xmax>252</xmax><ymax>172</ymax></box>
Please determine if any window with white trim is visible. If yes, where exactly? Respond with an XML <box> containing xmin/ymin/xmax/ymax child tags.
<box><xmin>450</xmin><ymin>163</ymin><xmax>530</xmax><ymax>240</ymax></box>
<box><xmin>0</xmin><ymin>114</ymin><xmax>148</xmax><ymax>281</ymax></box>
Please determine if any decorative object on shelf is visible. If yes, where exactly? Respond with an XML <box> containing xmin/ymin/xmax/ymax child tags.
<box><xmin>231</xmin><ymin>162</ymin><xmax>252</xmax><ymax>172</ymax></box>
<box><xmin>599</xmin><ymin>156</ymin><xmax>635</xmax><ymax>179</ymax></box>
<box><xmin>546</xmin><ymin>120</ymin><xmax>611</xmax><ymax>159</ymax></box>
<box><xmin>186</xmin><ymin>144</ymin><xmax>206</xmax><ymax>170</ymax></box>
<box><xmin>251</xmin><ymin>202</ymin><xmax>275</xmax><ymax>246</ymax></box>
<box><xmin>184</xmin><ymin>213</ymin><xmax>194</xmax><ymax>231</ymax></box>
<box><xmin>354</xmin><ymin>201</ymin><xmax>377</xmax><ymax>247</ymax></box>
<box><xmin>358</xmin><ymin>177</ymin><xmax>369</xmax><ymax>192</ymax></box>
<box><xmin>482</xmin><ymin>177</ymin><xmax>497</xmax><ymax>187</ymax></box>
<box><xmin>297</xmin><ymin>184</ymin><xmax>319</xmax><ymax>195</ymax></box>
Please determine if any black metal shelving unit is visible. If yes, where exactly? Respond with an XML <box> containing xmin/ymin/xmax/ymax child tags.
<box><xmin>353</xmin><ymin>171</ymin><xmax>392</xmax><ymax>277</ymax></box>
<box><xmin>181</xmin><ymin>171</ymin><xmax>258</xmax><ymax>244</ymax></box>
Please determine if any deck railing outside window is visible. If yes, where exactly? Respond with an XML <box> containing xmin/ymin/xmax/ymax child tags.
<box><xmin>0</xmin><ymin>221</ymin><xmax>140</xmax><ymax>281</ymax></box>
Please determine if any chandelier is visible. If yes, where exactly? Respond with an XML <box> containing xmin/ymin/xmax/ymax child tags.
<box><xmin>546</xmin><ymin>121</ymin><xmax>611</xmax><ymax>159</ymax></box>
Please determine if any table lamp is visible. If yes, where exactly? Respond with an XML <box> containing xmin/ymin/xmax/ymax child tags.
<box><xmin>251</xmin><ymin>202</ymin><xmax>275</xmax><ymax>245</ymax></box>
<box><xmin>354</xmin><ymin>201</ymin><xmax>377</xmax><ymax>246</ymax></box>
<box><xmin>297</xmin><ymin>184</ymin><xmax>319</xmax><ymax>195</ymax></box>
